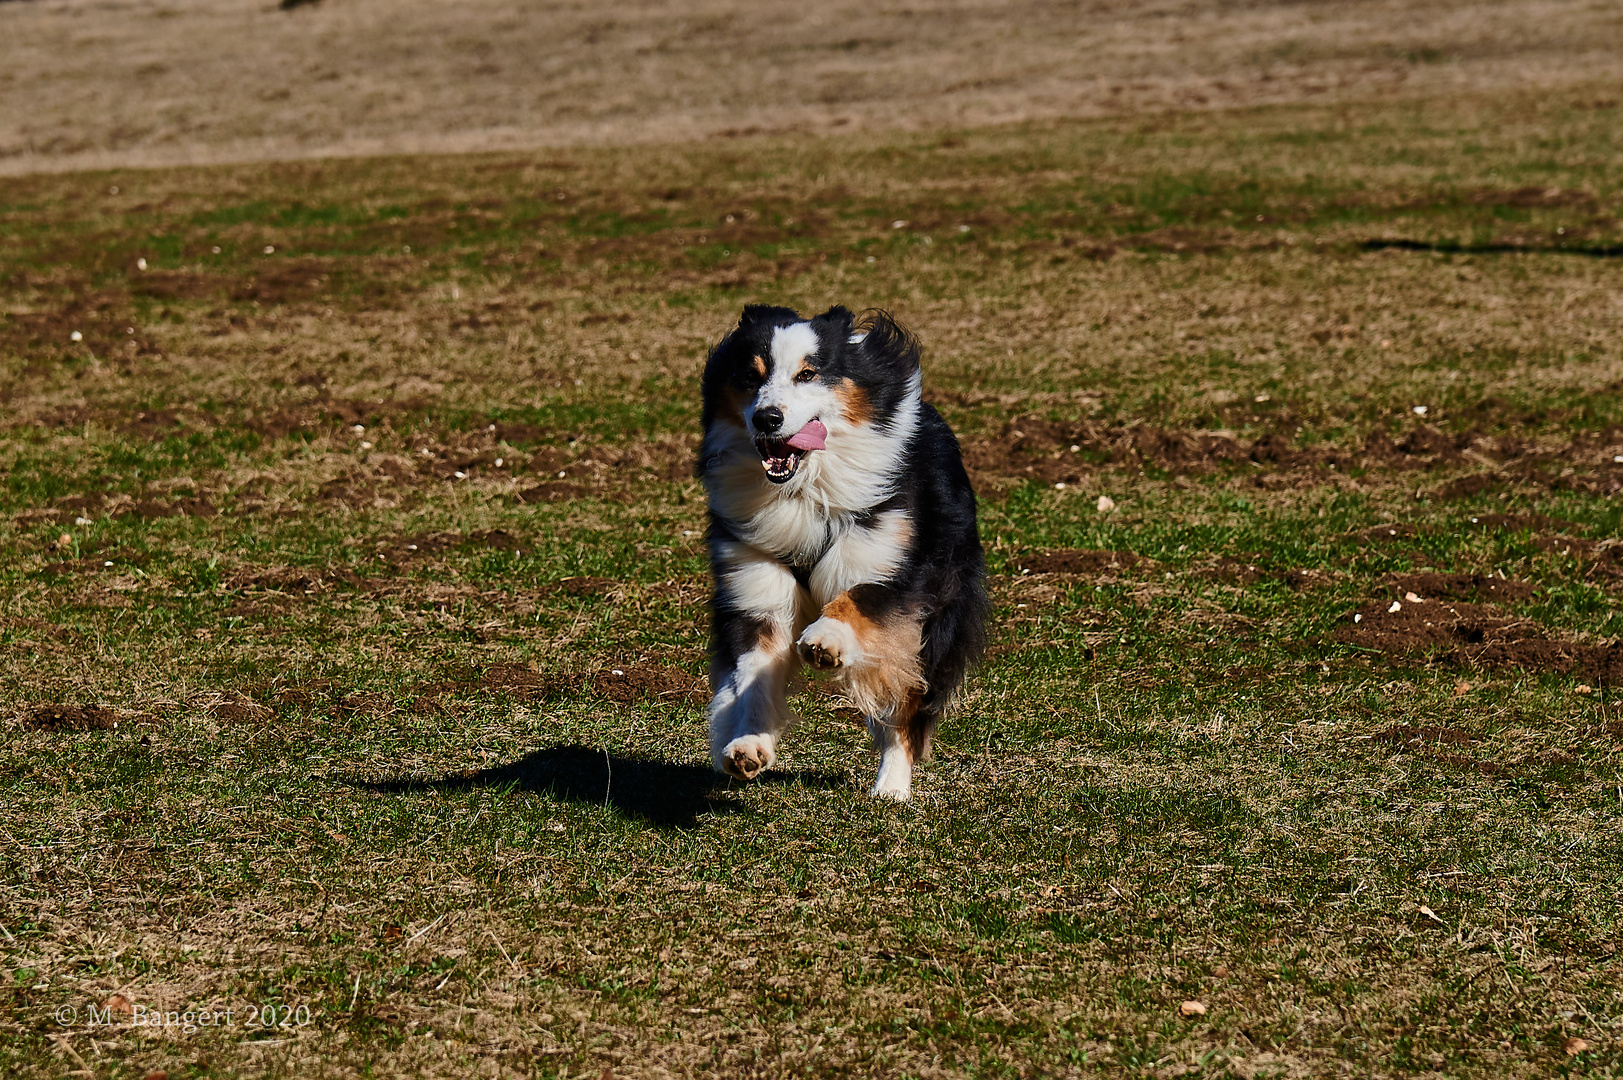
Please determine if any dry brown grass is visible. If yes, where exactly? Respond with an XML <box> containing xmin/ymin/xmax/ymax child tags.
<box><xmin>3</xmin><ymin>0</ymin><xmax>1622</xmax><ymax>175</ymax></box>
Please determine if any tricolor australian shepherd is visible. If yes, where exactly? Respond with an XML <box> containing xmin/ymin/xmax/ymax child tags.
<box><xmin>699</xmin><ymin>305</ymin><xmax>988</xmax><ymax>801</ymax></box>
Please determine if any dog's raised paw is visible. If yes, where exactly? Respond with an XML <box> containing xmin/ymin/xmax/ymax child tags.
<box><xmin>800</xmin><ymin>640</ymin><xmax>840</xmax><ymax>670</ymax></box>
<box><xmin>720</xmin><ymin>734</ymin><xmax>775</xmax><ymax>781</ymax></box>
<box><xmin>797</xmin><ymin>617</ymin><xmax>860</xmax><ymax>671</ymax></box>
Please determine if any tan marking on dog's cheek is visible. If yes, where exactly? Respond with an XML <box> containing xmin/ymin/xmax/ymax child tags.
<box><xmin>835</xmin><ymin>379</ymin><xmax>873</xmax><ymax>426</ymax></box>
<box><xmin>752</xmin><ymin>355</ymin><xmax>767</xmax><ymax>379</ymax></box>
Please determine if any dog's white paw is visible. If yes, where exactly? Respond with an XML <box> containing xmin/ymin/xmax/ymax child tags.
<box><xmin>871</xmin><ymin>743</ymin><xmax>912</xmax><ymax>801</ymax></box>
<box><xmin>718</xmin><ymin>734</ymin><xmax>776</xmax><ymax>781</ymax></box>
<box><xmin>797</xmin><ymin>616</ymin><xmax>862</xmax><ymax>672</ymax></box>
<box><xmin>870</xmin><ymin>776</ymin><xmax>912</xmax><ymax>802</ymax></box>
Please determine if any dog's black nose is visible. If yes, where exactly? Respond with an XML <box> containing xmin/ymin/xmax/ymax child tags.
<box><xmin>753</xmin><ymin>406</ymin><xmax>784</xmax><ymax>434</ymax></box>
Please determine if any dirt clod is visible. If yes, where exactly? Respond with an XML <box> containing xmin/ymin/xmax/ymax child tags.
<box><xmin>588</xmin><ymin>667</ymin><xmax>707</xmax><ymax>706</ymax></box>
<box><xmin>22</xmin><ymin>705</ymin><xmax>118</xmax><ymax>732</ymax></box>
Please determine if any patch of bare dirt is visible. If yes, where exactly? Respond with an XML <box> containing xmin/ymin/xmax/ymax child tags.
<box><xmin>21</xmin><ymin>705</ymin><xmax>118</xmax><ymax>732</ymax></box>
<box><xmin>0</xmin><ymin>295</ymin><xmax>165</xmax><ymax>369</ymax></box>
<box><xmin>229</xmin><ymin>258</ymin><xmax>335</xmax><ymax>305</ymax></box>
<box><xmin>1386</xmin><ymin>572</ymin><xmax>1536</xmax><ymax>603</ymax></box>
<box><xmin>3</xmin><ymin>617</ymin><xmax>71</xmax><ymax>643</ymax></box>
<box><xmin>335</xmin><ymin>692</ymin><xmax>395</xmax><ymax>719</ymax></box>
<box><xmin>1352</xmin><ymin>523</ymin><xmax>1434</xmax><ymax>545</ymax></box>
<box><xmin>1535</xmin><ymin>535</ymin><xmax>1597</xmax><ymax>559</ymax></box>
<box><xmin>587</xmin><ymin>666</ymin><xmax>707</xmax><ymax>707</ymax></box>
<box><xmin>370</xmin><ymin>529</ymin><xmax>536</xmax><ymax>568</ymax></box>
<box><xmin>515</xmin><ymin>481</ymin><xmax>592</xmax><ymax>503</ymax></box>
<box><xmin>207</xmin><ymin>694</ymin><xmax>273</xmax><ymax>723</ymax></box>
<box><xmin>1074</xmin><ymin>226</ymin><xmax>1286</xmax><ymax>260</ymax></box>
<box><xmin>1365</xmin><ymin>725</ymin><xmax>1542</xmax><ymax>778</ymax></box>
<box><xmin>20</xmin><ymin>488</ymin><xmax>227</xmax><ymax>525</ymax></box>
<box><xmin>1523</xmin><ymin>535</ymin><xmax>1623</xmax><ymax>584</ymax></box>
<box><xmin>1336</xmin><ymin>597</ymin><xmax>1543</xmax><ymax>652</ymax></box>
<box><xmin>1434</xmin><ymin>473</ymin><xmax>1504</xmax><ymax>500</ymax></box>
<box><xmin>244</xmin><ymin>396</ymin><xmax>433</xmax><ymax>439</ymax></box>
<box><xmin>1471</xmin><ymin>186</ymin><xmax>1600</xmax><ymax>211</ymax></box>
<box><xmin>131</xmin><ymin>269</ymin><xmax>222</xmax><ymax>301</ymax></box>
<box><xmin>1332</xmin><ymin>595</ymin><xmax>1623</xmax><ymax>681</ymax></box>
<box><xmin>545</xmin><ymin>576</ymin><xmax>619</xmax><ymax>598</ymax></box>
<box><xmin>1466</xmin><ymin>513</ymin><xmax>1581</xmax><ymax>533</ymax></box>
<box><xmin>119</xmin><ymin>409</ymin><xmax>190</xmax><ymax>440</ymax></box>
<box><xmin>225</xmin><ymin>567</ymin><xmax>330</xmax><ymax>594</ymax></box>
<box><xmin>412</xmin><ymin>663</ymin><xmax>561</xmax><ymax>708</ymax></box>
<box><xmin>1014</xmin><ymin>549</ymin><xmax>1154</xmax><ymax>575</ymax></box>
<box><xmin>1284</xmin><ymin>569</ymin><xmax>1335</xmax><ymax>591</ymax></box>
<box><xmin>270</xmin><ymin>682</ymin><xmax>427</xmax><ymax>718</ymax></box>
<box><xmin>962</xmin><ymin>419</ymin><xmax>1250</xmax><ymax>486</ymax></box>
<box><xmin>1373</xmin><ymin>725</ymin><xmax>1479</xmax><ymax>746</ymax></box>
<box><xmin>1430</xmin><ymin>753</ymin><xmax>1526</xmax><ymax>779</ymax></box>
<box><xmin>273</xmin><ymin>682</ymin><xmax>335</xmax><ymax>709</ymax></box>
<box><xmin>1582</xmin><ymin>546</ymin><xmax>1623</xmax><ymax>584</ymax></box>
<box><xmin>406</xmin><ymin>660</ymin><xmax>706</xmax><ymax>712</ymax></box>
<box><xmin>962</xmin><ymin>414</ymin><xmax>1623</xmax><ymax>495</ymax></box>
<box><xmin>1196</xmin><ymin>555</ymin><xmax>1276</xmax><ymax>585</ymax></box>
<box><xmin>1363</xmin><ymin>425</ymin><xmax>1465</xmax><ymax>466</ymax></box>
<box><xmin>131</xmin><ymin>497</ymin><xmax>217</xmax><ymax>519</ymax></box>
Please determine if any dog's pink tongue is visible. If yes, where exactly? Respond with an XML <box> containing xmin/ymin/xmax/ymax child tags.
<box><xmin>785</xmin><ymin>419</ymin><xmax>827</xmax><ymax>451</ymax></box>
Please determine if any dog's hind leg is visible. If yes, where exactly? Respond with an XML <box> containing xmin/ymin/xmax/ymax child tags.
<box><xmin>708</xmin><ymin>544</ymin><xmax>809</xmax><ymax>781</ymax></box>
<box><xmin>869</xmin><ymin>689</ymin><xmax>929</xmax><ymax>801</ymax></box>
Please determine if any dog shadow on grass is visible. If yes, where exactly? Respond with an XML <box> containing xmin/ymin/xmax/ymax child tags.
<box><xmin>350</xmin><ymin>743</ymin><xmax>845</xmax><ymax>829</ymax></box>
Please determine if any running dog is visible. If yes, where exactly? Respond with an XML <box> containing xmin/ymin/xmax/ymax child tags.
<box><xmin>699</xmin><ymin>305</ymin><xmax>988</xmax><ymax>800</ymax></box>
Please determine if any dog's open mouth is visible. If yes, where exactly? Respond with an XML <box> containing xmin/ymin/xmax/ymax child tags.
<box><xmin>755</xmin><ymin>419</ymin><xmax>827</xmax><ymax>484</ymax></box>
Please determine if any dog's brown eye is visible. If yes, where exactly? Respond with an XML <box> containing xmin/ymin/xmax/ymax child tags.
<box><xmin>795</xmin><ymin>368</ymin><xmax>818</xmax><ymax>383</ymax></box>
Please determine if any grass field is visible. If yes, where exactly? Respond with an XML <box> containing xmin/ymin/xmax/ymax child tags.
<box><xmin>2</xmin><ymin>85</ymin><xmax>1622</xmax><ymax>1077</ymax></box>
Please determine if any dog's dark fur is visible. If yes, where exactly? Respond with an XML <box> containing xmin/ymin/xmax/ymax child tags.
<box><xmin>699</xmin><ymin>304</ymin><xmax>988</xmax><ymax>800</ymax></box>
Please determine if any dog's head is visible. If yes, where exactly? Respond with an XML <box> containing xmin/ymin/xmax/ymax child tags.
<box><xmin>702</xmin><ymin>305</ymin><xmax>921</xmax><ymax>485</ymax></box>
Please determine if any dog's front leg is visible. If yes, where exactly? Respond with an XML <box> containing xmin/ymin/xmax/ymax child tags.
<box><xmin>708</xmin><ymin>544</ymin><xmax>807</xmax><ymax>781</ymax></box>
<box><xmin>796</xmin><ymin>585</ymin><xmax>927</xmax><ymax>801</ymax></box>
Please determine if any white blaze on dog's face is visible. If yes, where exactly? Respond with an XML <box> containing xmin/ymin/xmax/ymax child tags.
<box><xmin>746</xmin><ymin>322</ymin><xmax>839</xmax><ymax>483</ymax></box>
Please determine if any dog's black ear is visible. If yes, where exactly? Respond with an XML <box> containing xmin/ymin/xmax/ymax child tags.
<box><xmin>851</xmin><ymin>308</ymin><xmax>921</xmax><ymax>371</ymax></box>
<box><xmin>810</xmin><ymin>305</ymin><xmax>856</xmax><ymax>336</ymax></box>
<box><xmin>738</xmin><ymin>304</ymin><xmax>801</xmax><ymax>331</ymax></box>
<box><xmin>739</xmin><ymin>304</ymin><xmax>776</xmax><ymax>328</ymax></box>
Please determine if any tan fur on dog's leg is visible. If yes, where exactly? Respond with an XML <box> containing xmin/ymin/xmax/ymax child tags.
<box><xmin>870</xmin><ymin>691</ymin><xmax>924</xmax><ymax>801</ymax></box>
<box><xmin>796</xmin><ymin>593</ymin><xmax>925</xmax><ymax>720</ymax></box>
